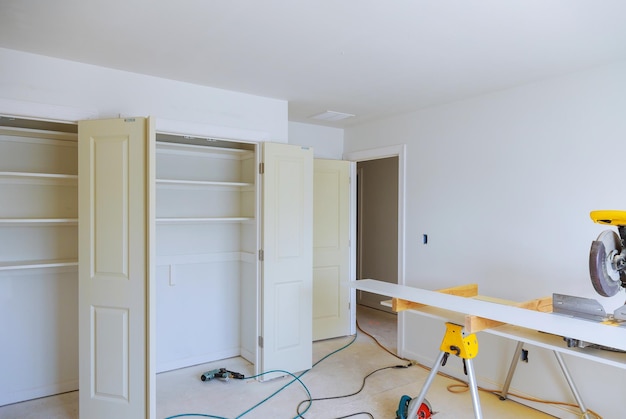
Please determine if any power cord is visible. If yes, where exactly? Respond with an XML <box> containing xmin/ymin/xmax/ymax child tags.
<box><xmin>235</xmin><ymin>369</ymin><xmax>312</xmax><ymax>419</ymax></box>
<box><xmin>165</xmin><ymin>332</ymin><xmax>358</xmax><ymax>419</ymax></box>
<box><xmin>356</xmin><ymin>319</ymin><xmax>414</xmax><ymax>364</ymax></box>
<box><xmin>356</xmin><ymin>320</ymin><xmax>604</xmax><ymax>419</ymax></box>
<box><xmin>296</xmin><ymin>364</ymin><xmax>411</xmax><ymax>418</ymax></box>
<box><xmin>295</xmin><ymin>319</ymin><xmax>416</xmax><ymax>419</ymax></box>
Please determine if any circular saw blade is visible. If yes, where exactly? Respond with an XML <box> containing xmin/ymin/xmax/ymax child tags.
<box><xmin>589</xmin><ymin>230</ymin><xmax>623</xmax><ymax>297</ymax></box>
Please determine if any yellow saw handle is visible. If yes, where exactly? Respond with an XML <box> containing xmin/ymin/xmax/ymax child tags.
<box><xmin>590</xmin><ymin>210</ymin><xmax>626</xmax><ymax>226</ymax></box>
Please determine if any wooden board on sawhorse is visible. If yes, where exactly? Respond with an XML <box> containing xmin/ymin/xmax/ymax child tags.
<box><xmin>390</xmin><ymin>283</ymin><xmax>592</xmax><ymax>419</ymax></box>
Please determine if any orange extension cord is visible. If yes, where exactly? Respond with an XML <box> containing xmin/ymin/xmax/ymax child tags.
<box><xmin>356</xmin><ymin>320</ymin><xmax>602</xmax><ymax>419</ymax></box>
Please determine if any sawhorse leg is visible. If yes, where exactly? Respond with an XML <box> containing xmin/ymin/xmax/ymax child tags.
<box><xmin>499</xmin><ymin>341</ymin><xmax>525</xmax><ymax>400</ymax></box>
<box><xmin>406</xmin><ymin>323</ymin><xmax>483</xmax><ymax>419</ymax></box>
<box><xmin>499</xmin><ymin>342</ymin><xmax>591</xmax><ymax>419</ymax></box>
<box><xmin>553</xmin><ymin>351</ymin><xmax>591</xmax><ymax>419</ymax></box>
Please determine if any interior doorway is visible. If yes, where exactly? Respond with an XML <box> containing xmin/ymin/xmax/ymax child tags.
<box><xmin>356</xmin><ymin>156</ymin><xmax>399</xmax><ymax>314</ymax></box>
<box><xmin>345</xmin><ymin>144</ymin><xmax>405</xmax><ymax>355</ymax></box>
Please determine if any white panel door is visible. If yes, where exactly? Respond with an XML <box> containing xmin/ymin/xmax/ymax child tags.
<box><xmin>313</xmin><ymin>159</ymin><xmax>351</xmax><ymax>340</ymax></box>
<box><xmin>260</xmin><ymin>143</ymin><xmax>313</xmax><ymax>378</ymax></box>
<box><xmin>78</xmin><ymin>118</ymin><xmax>153</xmax><ymax>419</ymax></box>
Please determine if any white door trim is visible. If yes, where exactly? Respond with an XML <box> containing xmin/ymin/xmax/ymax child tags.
<box><xmin>343</xmin><ymin>144</ymin><xmax>407</xmax><ymax>353</ymax></box>
<box><xmin>343</xmin><ymin>144</ymin><xmax>406</xmax><ymax>287</ymax></box>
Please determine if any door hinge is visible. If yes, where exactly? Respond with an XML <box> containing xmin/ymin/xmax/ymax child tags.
<box><xmin>259</xmin><ymin>162</ymin><xmax>265</xmax><ymax>174</ymax></box>
<box><xmin>258</xmin><ymin>336</ymin><xmax>264</xmax><ymax>348</ymax></box>
<box><xmin>258</xmin><ymin>249</ymin><xmax>264</xmax><ymax>261</ymax></box>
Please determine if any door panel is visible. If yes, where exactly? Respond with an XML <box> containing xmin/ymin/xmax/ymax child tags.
<box><xmin>260</xmin><ymin>143</ymin><xmax>313</xmax><ymax>378</ymax></box>
<box><xmin>313</xmin><ymin>159</ymin><xmax>351</xmax><ymax>340</ymax></box>
<box><xmin>78</xmin><ymin>118</ymin><xmax>151</xmax><ymax>418</ymax></box>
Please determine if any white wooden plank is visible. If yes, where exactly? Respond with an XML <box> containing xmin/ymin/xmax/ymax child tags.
<box><xmin>0</xmin><ymin>218</ymin><xmax>78</xmax><ymax>225</ymax></box>
<box><xmin>156</xmin><ymin>141</ymin><xmax>251</xmax><ymax>158</ymax></box>
<box><xmin>0</xmin><ymin>259</ymin><xmax>78</xmax><ymax>271</ymax></box>
<box><xmin>352</xmin><ymin>279</ymin><xmax>626</xmax><ymax>351</ymax></box>
<box><xmin>156</xmin><ymin>217</ymin><xmax>253</xmax><ymax>224</ymax></box>
<box><xmin>156</xmin><ymin>179</ymin><xmax>252</xmax><ymax>188</ymax></box>
<box><xmin>388</xmin><ymin>302</ymin><xmax>626</xmax><ymax>370</ymax></box>
<box><xmin>0</xmin><ymin>171</ymin><xmax>78</xmax><ymax>180</ymax></box>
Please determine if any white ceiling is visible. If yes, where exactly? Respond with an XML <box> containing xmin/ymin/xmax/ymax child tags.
<box><xmin>1</xmin><ymin>0</ymin><xmax>626</xmax><ymax>128</ymax></box>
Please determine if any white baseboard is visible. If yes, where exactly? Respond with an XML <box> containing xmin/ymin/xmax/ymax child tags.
<box><xmin>156</xmin><ymin>348</ymin><xmax>241</xmax><ymax>374</ymax></box>
<box><xmin>0</xmin><ymin>379</ymin><xmax>78</xmax><ymax>407</ymax></box>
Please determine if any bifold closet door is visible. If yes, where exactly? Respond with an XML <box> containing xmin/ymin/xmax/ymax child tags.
<box><xmin>312</xmin><ymin>159</ymin><xmax>351</xmax><ymax>341</ymax></box>
<box><xmin>78</xmin><ymin>117</ymin><xmax>155</xmax><ymax>419</ymax></box>
<box><xmin>259</xmin><ymin>142</ymin><xmax>313</xmax><ymax>379</ymax></box>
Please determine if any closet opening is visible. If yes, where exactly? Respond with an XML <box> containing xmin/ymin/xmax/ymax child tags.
<box><xmin>0</xmin><ymin>115</ymin><xmax>79</xmax><ymax>407</ymax></box>
<box><xmin>153</xmin><ymin>133</ymin><xmax>258</xmax><ymax>375</ymax></box>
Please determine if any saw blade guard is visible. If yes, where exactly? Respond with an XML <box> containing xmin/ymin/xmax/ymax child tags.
<box><xmin>589</xmin><ymin>230</ymin><xmax>625</xmax><ymax>297</ymax></box>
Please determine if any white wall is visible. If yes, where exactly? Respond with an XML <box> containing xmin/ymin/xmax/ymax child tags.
<box><xmin>288</xmin><ymin>121</ymin><xmax>343</xmax><ymax>159</ymax></box>
<box><xmin>0</xmin><ymin>48</ymin><xmax>288</xmax><ymax>141</ymax></box>
<box><xmin>344</xmin><ymin>60</ymin><xmax>626</xmax><ymax>418</ymax></box>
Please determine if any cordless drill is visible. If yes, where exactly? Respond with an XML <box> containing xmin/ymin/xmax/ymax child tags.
<box><xmin>200</xmin><ymin>367</ymin><xmax>245</xmax><ymax>382</ymax></box>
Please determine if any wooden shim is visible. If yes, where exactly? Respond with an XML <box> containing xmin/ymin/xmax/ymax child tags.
<box><xmin>515</xmin><ymin>296</ymin><xmax>552</xmax><ymax>313</ymax></box>
<box><xmin>465</xmin><ymin>297</ymin><xmax>553</xmax><ymax>333</ymax></box>
<box><xmin>465</xmin><ymin>315</ymin><xmax>504</xmax><ymax>334</ymax></box>
<box><xmin>392</xmin><ymin>283</ymin><xmax>479</xmax><ymax>312</ymax></box>
<box><xmin>436</xmin><ymin>283</ymin><xmax>479</xmax><ymax>298</ymax></box>
<box><xmin>392</xmin><ymin>298</ymin><xmax>424</xmax><ymax>312</ymax></box>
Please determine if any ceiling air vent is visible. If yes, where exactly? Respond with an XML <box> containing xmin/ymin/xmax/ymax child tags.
<box><xmin>310</xmin><ymin>110</ymin><xmax>355</xmax><ymax>122</ymax></box>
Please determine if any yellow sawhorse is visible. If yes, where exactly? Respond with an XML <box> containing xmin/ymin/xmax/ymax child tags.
<box><xmin>406</xmin><ymin>322</ymin><xmax>482</xmax><ymax>419</ymax></box>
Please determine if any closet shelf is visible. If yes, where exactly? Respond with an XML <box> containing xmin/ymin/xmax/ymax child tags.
<box><xmin>0</xmin><ymin>218</ymin><xmax>78</xmax><ymax>226</ymax></box>
<box><xmin>0</xmin><ymin>171</ymin><xmax>78</xmax><ymax>183</ymax></box>
<box><xmin>0</xmin><ymin>259</ymin><xmax>78</xmax><ymax>271</ymax></box>
<box><xmin>156</xmin><ymin>179</ymin><xmax>254</xmax><ymax>188</ymax></box>
<box><xmin>156</xmin><ymin>217</ymin><xmax>254</xmax><ymax>224</ymax></box>
<box><xmin>0</xmin><ymin>171</ymin><xmax>77</xmax><ymax>179</ymax></box>
<box><xmin>156</xmin><ymin>141</ymin><xmax>253</xmax><ymax>158</ymax></box>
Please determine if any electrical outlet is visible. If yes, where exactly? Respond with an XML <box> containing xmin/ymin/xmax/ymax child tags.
<box><xmin>521</xmin><ymin>349</ymin><xmax>529</xmax><ymax>363</ymax></box>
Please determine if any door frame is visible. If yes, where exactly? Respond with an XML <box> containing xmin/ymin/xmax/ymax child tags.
<box><xmin>343</xmin><ymin>144</ymin><xmax>406</xmax><ymax>352</ymax></box>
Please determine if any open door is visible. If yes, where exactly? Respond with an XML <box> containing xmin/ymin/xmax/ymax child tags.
<box><xmin>78</xmin><ymin>117</ymin><xmax>154</xmax><ymax>418</ymax></box>
<box><xmin>259</xmin><ymin>143</ymin><xmax>313</xmax><ymax>379</ymax></box>
<box><xmin>313</xmin><ymin>159</ymin><xmax>352</xmax><ymax>340</ymax></box>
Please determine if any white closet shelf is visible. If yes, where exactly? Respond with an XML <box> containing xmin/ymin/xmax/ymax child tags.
<box><xmin>0</xmin><ymin>259</ymin><xmax>78</xmax><ymax>271</ymax></box>
<box><xmin>156</xmin><ymin>179</ymin><xmax>253</xmax><ymax>188</ymax></box>
<box><xmin>0</xmin><ymin>171</ymin><xmax>77</xmax><ymax>179</ymax></box>
<box><xmin>0</xmin><ymin>218</ymin><xmax>78</xmax><ymax>225</ymax></box>
<box><xmin>0</xmin><ymin>171</ymin><xmax>78</xmax><ymax>184</ymax></box>
<box><xmin>156</xmin><ymin>217</ymin><xmax>254</xmax><ymax>224</ymax></box>
<box><xmin>156</xmin><ymin>141</ymin><xmax>253</xmax><ymax>158</ymax></box>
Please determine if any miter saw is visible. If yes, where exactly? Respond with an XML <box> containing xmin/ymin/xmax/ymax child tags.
<box><xmin>588</xmin><ymin>210</ymin><xmax>626</xmax><ymax>321</ymax></box>
<box><xmin>550</xmin><ymin>210</ymin><xmax>626</xmax><ymax>350</ymax></box>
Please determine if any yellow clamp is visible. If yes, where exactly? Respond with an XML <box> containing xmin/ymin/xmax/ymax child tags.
<box><xmin>439</xmin><ymin>322</ymin><xmax>478</xmax><ymax>359</ymax></box>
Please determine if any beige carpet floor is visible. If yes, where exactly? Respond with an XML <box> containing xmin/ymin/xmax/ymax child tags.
<box><xmin>0</xmin><ymin>305</ymin><xmax>557</xmax><ymax>419</ymax></box>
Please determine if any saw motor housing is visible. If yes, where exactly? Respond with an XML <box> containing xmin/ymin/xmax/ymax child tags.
<box><xmin>589</xmin><ymin>210</ymin><xmax>626</xmax><ymax>297</ymax></box>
